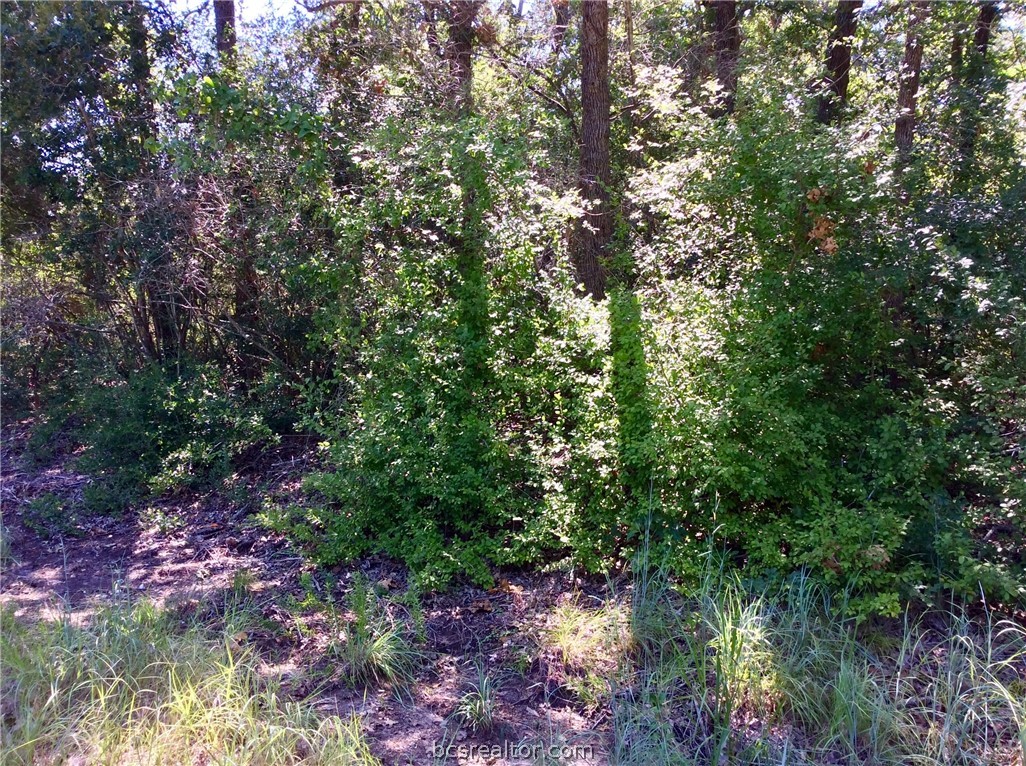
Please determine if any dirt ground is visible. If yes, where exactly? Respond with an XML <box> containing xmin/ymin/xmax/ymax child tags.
<box><xmin>0</xmin><ymin>421</ymin><xmax>614</xmax><ymax>765</ymax></box>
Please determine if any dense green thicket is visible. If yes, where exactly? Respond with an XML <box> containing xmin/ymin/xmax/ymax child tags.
<box><xmin>2</xmin><ymin>0</ymin><xmax>1024</xmax><ymax>613</ymax></box>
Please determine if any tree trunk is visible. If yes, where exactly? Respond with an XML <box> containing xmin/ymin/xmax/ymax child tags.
<box><xmin>214</xmin><ymin>0</ymin><xmax>236</xmax><ymax>59</ymax></box>
<box><xmin>444</xmin><ymin>0</ymin><xmax>480</xmax><ymax>114</ymax></box>
<box><xmin>710</xmin><ymin>0</ymin><xmax>741</xmax><ymax>116</ymax></box>
<box><xmin>575</xmin><ymin>0</ymin><xmax>611</xmax><ymax>300</ymax></box>
<box><xmin>950</xmin><ymin>30</ymin><xmax>963</xmax><ymax>89</ymax></box>
<box><xmin>894</xmin><ymin>1</ymin><xmax>928</xmax><ymax>158</ymax></box>
<box><xmin>816</xmin><ymin>0</ymin><xmax>862</xmax><ymax>125</ymax></box>
<box><xmin>954</xmin><ymin>1</ymin><xmax>999</xmax><ymax>190</ymax></box>
<box><xmin>126</xmin><ymin>2</ymin><xmax>180</xmax><ymax>362</ymax></box>
<box><xmin>972</xmin><ymin>1</ymin><xmax>998</xmax><ymax>58</ymax></box>
<box><xmin>126</xmin><ymin>1</ymin><xmax>155</xmax><ymax>155</ymax></box>
<box><xmin>550</xmin><ymin>0</ymin><xmax>570</xmax><ymax>57</ymax></box>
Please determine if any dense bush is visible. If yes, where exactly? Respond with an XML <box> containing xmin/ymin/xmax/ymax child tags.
<box><xmin>69</xmin><ymin>364</ymin><xmax>274</xmax><ymax>512</ymax></box>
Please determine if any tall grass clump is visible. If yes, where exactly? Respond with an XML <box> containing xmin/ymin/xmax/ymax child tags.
<box><xmin>327</xmin><ymin>574</ymin><xmax>425</xmax><ymax>687</ymax></box>
<box><xmin>0</xmin><ymin>597</ymin><xmax>379</xmax><ymax>765</ymax></box>
<box><xmin>614</xmin><ymin>556</ymin><xmax>1026</xmax><ymax>765</ymax></box>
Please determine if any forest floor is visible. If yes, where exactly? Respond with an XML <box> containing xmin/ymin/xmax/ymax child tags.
<box><xmin>4</xmin><ymin>421</ymin><xmax>1026</xmax><ymax>766</ymax></box>
<box><xmin>0</xmin><ymin>421</ymin><xmax>612</xmax><ymax>765</ymax></box>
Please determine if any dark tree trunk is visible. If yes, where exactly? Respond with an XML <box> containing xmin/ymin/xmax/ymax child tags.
<box><xmin>710</xmin><ymin>0</ymin><xmax>741</xmax><ymax>116</ymax></box>
<box><xmin>972</xmin><ymin>1</ymin><xmax>998</xmax><ymax>58</ymax></box>
<box><xmin>576</xmin><ymin>0</ymin><xmax>611</xmax><ymax>300</ymax></box>
<box><xmin>550</xmin><ymin>0</ymin><xmax>569</xmax><ymax>56</ymax></box>
<box><xmin>895</xmin><ymin>1</ymin><xmax>928</xmax><ymax>158</ymax></box>
<box><xmin>126</xmin><ymin>1</ymin><xmax>155</xmax><ymax>151</ymax></box>
<box><xmin>233</xmin><ymin>202</ymin><xmax>260</xmax><ymax>377</ymax></box>
<box><xmin>816</xmin><ymin>0</ymin><xmax>862</xmax><ymax>125</ymax></box>
<box><xmin>214</xmin><ymin>0</ymin><xmax>236</xmax><ymax>59</ymax></box>
<box><xmin>126</xmin><ymin>2</ymin><xmax>181</xmax><ymax>362</ymax></box>
<box><xmin>950</xmin><ymin>30</ymin><xmax>963</xmax><ymax>88</ymax></box>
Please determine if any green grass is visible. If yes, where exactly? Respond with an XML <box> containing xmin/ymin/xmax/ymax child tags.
<box><xmin>454</xmin><ymin>661</ymin><xmax>499</xmax><ymax>733</ymax></box>
<box><xmin>2</xmin><ymin>557</ymin><xmax>1021</xmax><ymax>766</ymax></box>
<box><xmin>536</xmin><ymin>597</ymin><xmax>631</xmax><ymax>711</ymax></box>
<box><xmin>0</xmin><ymin>597</ymin><xmax>380</xmax><ymax>765</ymax></box>
<box><xmin>614</xmin><ymin>562</ymin><xmax>1026</xmax><ymax>765</ymax></box>
<box><xmin>0</xmin><ymin>522</ymin><xmax>14</xmax><ymax>566</ymax></box>
<box><xmin>325</xmin><ymin>574</ymin><xmax>426</xmax><ymax>687</ymax></box>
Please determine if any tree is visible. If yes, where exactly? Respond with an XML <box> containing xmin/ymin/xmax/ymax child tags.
<box><xmin>709</xmin><ymin>0</ymin><xmax>740</xmax><ymax>116</ymax></box>
<box><xmin>954</xmin><ymin>1</ymin><xmax>999</xmax><ymax>187</ymax></box>
<box><xmin>816</xmin><ymin>0</ymin><xmax>861</xmax><ymax>125</ymax></box>
<box><xmin>575</xmin><ymin>0</ymin><xmax>612</xmax><ymax>300</ymax></box>
<box><xmin>895</xmin><ymin>1</ymin><xmax>929</xmax><ymax>157</ymax></box>
<box><xmin>442</xmin><ymin>0</ymin><xmax>482</xmax><ymax>113</ymax></box>
<box><xmin>972</xmin><ymin>0</ymin><xmax>998</xmax><ymax>58</ymax></box>
<box><xmin>214</xmin><ymin>0</ymin><xmax>236</xmax><ymax>60</ymax></box>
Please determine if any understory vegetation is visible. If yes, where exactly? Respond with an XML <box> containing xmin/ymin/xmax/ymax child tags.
<box><xmin>0</xmin><ymin>591</ymin><xmax>380</xmax><ymax>766</ymax></box>
<box><xmin>4</xmin><ymin>0</ymin><xmax>1024</xmax><ymax>615</ymax></box>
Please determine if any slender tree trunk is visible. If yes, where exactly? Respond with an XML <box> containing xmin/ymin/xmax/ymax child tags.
<box><xmin>895</xmin><ymin>1</ymin><xmax>929</xmax><ymax>158</ymax></box>
<box><xmin>444</xmin><ymin>0</ymin><xmax>480</xmax><ymax>114</ymax></box>
<box><xmin>710</xmin><ymin>0</ymin><xmax>741</xmax><ymax>116</ymax></box>
<box><xmin>127</xmin><ymin>2</ymin><xmax>180</xmax><ymax>362</ymax></box>
<box><xmin>816</xmin><ymin>0</ymin><xmax>862</xmax><ymax>125</ymax></box>
<box><xmin>214</xmin><ymin>0</ymin><xmax>236</xmax><ymax>60</ymax></box>
<box><xmin>950</xmin><ymin>30</ymin><xmax>963</xmax><ymax>88</ymax></box>
<box><xmin>576</xmin><ymin>0</ymin><xmax>611</xmax><ymax>300</ymax></box>
<box><xmin>211</xmin><ymin>0</ymin><xmax>260</xmax><ymax>376</ymax></box>
<box><xmin>550</xmin><ymin>0</ymin><xmax>570</xmax><ymax>57</ymax></box>
<box><xmin>126</xmin><ymin>1</ymin><xmax>155</xmax><ymax>149</ymax></box>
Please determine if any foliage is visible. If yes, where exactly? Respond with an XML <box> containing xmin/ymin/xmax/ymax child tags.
<box><xmin>2</xmin><ymin>0</ymin><xmax>1023</xmax><ymax>611</ymax></box>
<box><xmin>613</xmin><ymin>561</ymin><xmax>1026</xmax><ymax>765</ymax></box>
<box><xmin>73</xmin><ymin>363</ymin><xmax>274</xmax><ymax>510</ymax></box>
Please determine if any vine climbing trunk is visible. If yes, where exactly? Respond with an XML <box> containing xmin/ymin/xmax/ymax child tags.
<box><xmin>954</xmin><ymin>1</ymin><xmax>999</xmax><ymax>192</ymax></box>
<box><xmin>443</xmin><ymin>0</ymin><xmax>493</xmax><ymax>522</ymax></box>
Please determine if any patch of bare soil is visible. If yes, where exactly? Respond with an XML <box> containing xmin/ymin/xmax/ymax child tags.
<box><xmin>0</xmin><ymin>420</ymin><xmax>295</xmax><ymax>624</ymax></box>
<box><xmin>0</xmin><ymin>420</ymin><xmax>613</xmax><ymax>765</ymax></box>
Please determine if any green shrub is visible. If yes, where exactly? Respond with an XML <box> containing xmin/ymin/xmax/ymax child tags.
<box><xmin>76</xmin><ymin>363</ymin><xmax>275</xmax><ymax>507</ymax></box>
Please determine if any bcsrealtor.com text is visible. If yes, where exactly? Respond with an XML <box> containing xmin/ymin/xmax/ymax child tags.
<box><xmin>431</xmin><ymin>741</ymin><xmax>596</xmax><ymax>761</ymax></box>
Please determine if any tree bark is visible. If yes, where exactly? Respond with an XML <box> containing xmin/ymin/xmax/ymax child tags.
<box><xmin>575</xmin><ymin>0</ymin><xmax>611</xmax><ymax>300</ymax></box>
<box><xmin>214</xmin><ymin>0</ymin><xmax>236</xmax><ymax>60</ymax></box>
<box><xmin>444</xmin><ymin>0</ymin><xmax>481</xmax><ymax>114</ymax></box>
<box><xmin>972</xmin><ymin>1</ymin><xmax>998</xmax><ymax>58</ymax></box>
<box><xmin>894</xmin><ymin>1</ymin><xmax>928</xmax><ymax>158</ymax></box>
<box><xmin>816</xmin><ymin>0</ymin><xmax>861</xmax><ymax>125</ymax></box>
<box><xmin>710</xmin><ymin>0</ymin><xmax>740</xmax><ymax>116</ymax></box>
<box><xmin>550</xmin><ymin>0</ymin><xmax>570</xmax><ymax>57</ymax></box>
<box><xmin>950</xmin><ymin>29</ymin><xmax>963</xmax><ymax>89</ymax></box>
<box><xmin>126</xmin><ymin>2</ymin><xmax>181</xmax><ymax>361</ymax></box>
<box><xmin>126</xmin><ymin>1</ymin><xmax>155</xmax><ymax>150</ymax></box>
